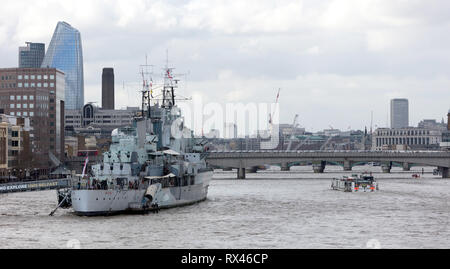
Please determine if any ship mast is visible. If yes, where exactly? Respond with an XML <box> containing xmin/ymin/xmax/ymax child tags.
<box><xmin>162</xmin><ymin>50</ymin><xmax>177</xmax><ymax>109</ymax></box>
<box><xmin>141</xmin><ymin>51</ymin><xmax>189</xmax><ymax>112</ymax></box>
<box><xmin>140</xmin><ymin>55</ymin><xmax>153</xmax><ymax>118</ymax></box>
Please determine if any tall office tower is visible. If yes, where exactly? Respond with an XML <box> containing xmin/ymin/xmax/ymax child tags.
<box><xmin>102</xmin><ymin>68</ymin><xmax>114</xmax><ymax>109</ymax></box>
<box><xmin>42</xmin><ymin>21</ymin><xmax>84</xmax><ymax>110</ymax></box>
<box><xmin>19</xmin><ymin>42</ymin><xmax>45</xmax><ymax>68</ymax></box>
<box><xmin>390</xmin><ymin>98</ymin><xmax>409</xmax><ymax>129</ymax></box>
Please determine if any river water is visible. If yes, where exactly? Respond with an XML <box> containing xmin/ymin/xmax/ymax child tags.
<box><xmin>0</xmin><ymin>165</ymin><xmax>449</xmax><ymax>249</ymax></box>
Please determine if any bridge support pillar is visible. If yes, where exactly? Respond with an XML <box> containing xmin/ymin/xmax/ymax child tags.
<box><xmin>402</xmin><ymin>163</ymin><xmax>411</xmax><ymax>171</ymax></box>
<box><xmin>246</xmin><ymin>167</ymin><xmax>258</xmax><ymax>173</ymax></box>
<box><xmin>343</xmin><ymin>160</ymin><xmax>352</xmax><ymax>171</ymax></box>
<box><xmin>381</xmin><ymin>162</ymin><xmax>392</xmax><ymax>173</ymax></box>
<box><xmin>237</xmin><ymin>168</ymin><xmax>246</xmax><ymax>179</ymax></box>
<box><xmin>281</xmin><ymin>163</ymin><xmax>290</xmax><ymax>171</ymax></box>
<box><xmin>440</xmin><ymin>167</ymin><xmax>449</xmax><ymax>178</ymax></box>
<box><xmin>313</xmin><ymin>161</ymin><xmax>326</xmax><ymax>173</ymax></box>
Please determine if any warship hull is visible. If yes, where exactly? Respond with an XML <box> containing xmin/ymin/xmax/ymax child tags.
<box><xmin>72</xmin><ymin>171</ymin><xmax>212</xmax><ymax>216</ymax></box>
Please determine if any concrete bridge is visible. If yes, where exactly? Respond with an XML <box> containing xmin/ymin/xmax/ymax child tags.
<box><xmin>205</xmin><ymin>150</ymin><xmax>450</xmax><ymax>179</ymax></box>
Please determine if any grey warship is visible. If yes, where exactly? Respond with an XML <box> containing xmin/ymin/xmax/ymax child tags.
<box><xmin>58</xmin><ymin>64</ymin><xmax>212</xmax><ymax>216</ymax></box>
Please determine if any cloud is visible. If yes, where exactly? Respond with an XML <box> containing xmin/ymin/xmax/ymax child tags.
<box><xmin>0</xmin><ymin>0</ymin><xmax>449</xmax><ymax>134</ymax></box>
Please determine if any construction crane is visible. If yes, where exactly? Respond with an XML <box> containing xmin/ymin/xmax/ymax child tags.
<box><xmin>261</xmin><ymin>88</ymin><xmax>281</xmax><ymax>150</ymax></box>
<box><xmin>286</xmin><ymin>114</ymin><xmax>299</xmax><ymax>151</ymax></box>
<box><xmin>268</xmin><ymin>88</ymin><xmax>281</xmax><ymax>127</ymax></box>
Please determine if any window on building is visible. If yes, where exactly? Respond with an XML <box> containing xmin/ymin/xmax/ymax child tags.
<box><xmin>50</xmin><ymin>82</ymin><xmax>54</xmax><ymax>87</ymax></box>
<box><xmin>30</xmin><ymin>104</ymin><xmax>34</xmax><ymax>108</ymax></box>
<box><xmin>23</xmin><ymin>104</ymin><xmax>27</xmax><ymax>108</ymax></box>
<box><xmin>30</xmin><ymin>75</ymin><xmax>35</xmax><ymax>80</ymax></box>
<box><xmin>10</xmin><ymin>112</ymin><xmax>14</xmax><ymax>116</ymax></box>
<box><xmin>50</xmin><ymin>75</ymin><xmax>55</xmax><ymax>79</ymax></box>
<box><xmin>43</xmin><ymin>75</ymin><xmax>48</xmax><ymax>80</ymax></box>
<box><xmin>18</xmin><ymin>75</ymin><xmax>22</xmax><ymax>80</ymax></box>
<box><xmin>37</xmin><ymin>75</ymin><xmax>42</xmax><ymax>80</ymax></box>
<box><xmin>24</xmin><ymin>75</ymin><xmax>29</xmax><ymax>79</ymax></box>
<box><xmin>30</xmin><ymin>111</ymin><xmax>34</xmax><ymax>116</ymax></box>
<box><xmin>17</xmin><ymin>112</ymin><xmax>21</xmax><ymax>116</ymax></box>
<box><xmin>10</xmin><ymin>95</ymin><xmax>14</xmax><ymax>100</ymax></box>
<box><xmin>11</xmin><ymin>131</ymin><xmax>18</xmax><ymax>137</ymax></box>
<box><xmin>10</xmin><ymin>104</ymin><xmax>14</xmax><ymax>108</ymax></box>
<box><xmin>43</xmin><ymin>83</ymin><xmax>48</xmax><ymax>87</ymax></box>
<box><xmin>23</xmin><ymin>111</ymin><xmax>28</xmax><ymax>116</ymax></box>
<box><xmin>23</xmin><ymin>95</ymin><xmax>27</xmax><ymax>100</ymax></box>
<box><xmin>24</xmin><ymin>83</ymin><xmax>29</xmax><ymax>88</ymax></box>
<box><xmin>17</xmin><ymin>96</ymin><xmax>21</xmax><ymax>100</ymax></box>
<box><xmin>30</xmin><ymin>95</ymin><xmax>34</xmax><ymax>100</ymax></box>
<box><xmin>18</xmin><ymin>83</ymin><xmax>22</xmax><ymax>88</ymax></box>
<box><xmin>16</xmin><ymin>104</ymin><xmax>21</xmax><ymax>108</ymax></box>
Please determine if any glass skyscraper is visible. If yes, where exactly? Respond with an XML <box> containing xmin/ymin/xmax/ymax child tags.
<box><xmin>41</xmin><ymin>21</ymin><xmax>84</xmax><ymax>110</ymax></box>
<box><xmin>19</xmin><ymin>42</ymin><xmax>45</xmax><ymax>68</ymax></box>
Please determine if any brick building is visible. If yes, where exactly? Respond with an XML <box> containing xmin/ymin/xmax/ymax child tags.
<box><xmin>0</xmin><ymin>68</ymin><xmax>65</xmax><ymax>164</ymax></box>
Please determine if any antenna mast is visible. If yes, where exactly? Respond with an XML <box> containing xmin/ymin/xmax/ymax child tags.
<box><xmin>162</xmin><ymin>50</ymin><xmax>180</xmax><ymax>109</ymax></box>
<box><xmin>140</xmin><ymin>54</ymin><xmax>153</xmax><ymax>118</ymax></box>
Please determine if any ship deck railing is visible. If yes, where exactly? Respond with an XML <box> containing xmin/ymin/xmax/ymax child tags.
<box><xmin>69</xmin><ymin>178</ymin><xmax>143</xmax><ymax>191</ymax></box>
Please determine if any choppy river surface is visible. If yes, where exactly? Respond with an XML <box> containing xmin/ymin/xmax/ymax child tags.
<box><xmin>0</xmin><ymin>165</ymin><xmax>449</xmax><ymax>248</ymax></box>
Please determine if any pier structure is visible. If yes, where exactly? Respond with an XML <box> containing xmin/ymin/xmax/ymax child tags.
<box><xmin>0</xmin><ymin>178</ymin><xmax>70</xmax><ymax>194</ymax></box>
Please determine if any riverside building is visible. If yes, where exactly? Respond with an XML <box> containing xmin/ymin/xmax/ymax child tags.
<box><xmin>0</xmin><ymin>68</ymin><xmax>65</xmax><ymax>162</ymax></box>
<box><xmin>372</xmin><ymin>127</ymin><xmax>442</xmax><ymax>151</ymax></box>
<box><xmin>65</xmin><ymin>103</ymin><xmax>139</xmax><ymax>137</ymax></box>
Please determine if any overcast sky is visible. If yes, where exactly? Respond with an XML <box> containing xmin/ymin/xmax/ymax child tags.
<box><xmin>1</xmin><ymin>0</ymin><xmax>449</xmax><ymax>135</ymax></box>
